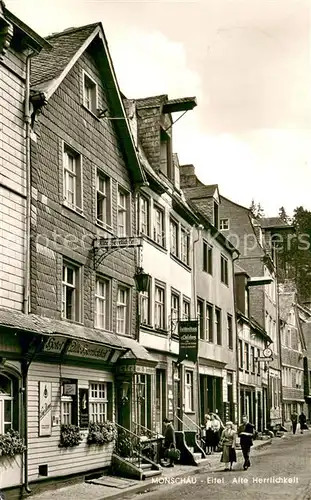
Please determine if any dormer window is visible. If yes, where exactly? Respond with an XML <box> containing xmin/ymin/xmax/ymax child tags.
<box><xmin>160</xmin><ymin>128</ymin><xmax>173</xmax><ymax>179</ymax></box>
<box><xmin>83</xmin><ymin>71</ymin><xmax>97</xmax><ymax>114</ymax></box>
<box><xmin>220</xmin><ymin>218</ymin><xmax>230</xmax><ymax>230</ymax></box>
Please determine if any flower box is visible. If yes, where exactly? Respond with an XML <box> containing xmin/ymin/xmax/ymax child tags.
<box><xmin>0</xmin><ymin>454</ymin><xmax>23</xmax><ymax>488</ymax></box>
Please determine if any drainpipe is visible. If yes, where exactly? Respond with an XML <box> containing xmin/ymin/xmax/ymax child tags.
<box><xmin>231</xmin><ymin>252</ymin><xmax>240</xmax><ymax>424</ymax></box>
<box><xmin>192</xmin><ymin>225</ymin><xmax>203</xmax><ymax>427</ymax></box>
<box><xmin>24</xmin><ymin>49</ymin><xmax>33</xmax><ymax>316</ymax></box>
<box><xmin>23</xmin><ymin>49</ymin><xmax>37</xmax><ymax>495</ymax></box>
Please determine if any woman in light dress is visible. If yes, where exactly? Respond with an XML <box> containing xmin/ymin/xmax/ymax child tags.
<box><xmin>220</xmin><ymin>421</ymin><xmax>237</xmax><ymax>471</ymax></box>
<box><xmin>204</xmin><ymin>414</ymin><xmax>214</xmax><ymax>455</ymax></box>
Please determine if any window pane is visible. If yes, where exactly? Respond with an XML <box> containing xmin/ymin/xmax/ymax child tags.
<box><xmin>0</xmin><ymin>375</ymin><xmax>12</xmax><ymax>395</ymax></box>
<box><xmin>4</xmin><ymin>399</ymin><xmax>12</xmax><ymax>423</ymax></box>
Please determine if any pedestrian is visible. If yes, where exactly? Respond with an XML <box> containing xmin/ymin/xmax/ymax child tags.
<box><xmin>290</xmin><ymin>411</ymin><xmax>298</xmax><ymax>434</ymax></box>
<box><xmin>204</xmin><ymin>414</ymin><xmax>213</xmax><ymax>455</ymax></box>
<box><xmin>238</xmin><ymin>415</ymin><xmax>255</xmax><ymax>470</ymax></box>
<box><xmin>220</xmin><ymin>421</ymin><xmax>237</xmax><ymax>471</ymax></box>
<box><xmin>162</xmin><ymin>417</ymin><xmax>176</xmax><ymax>467</ymax></box>
<box><xmin>298</xmin><ymin>411</ymin><xmax>307</xmax><ymax>434</ymax></box>
<box><xmin>210</xmin><ymin>414</ymin><xmax>221</xmax><ymax>452</ymax></box>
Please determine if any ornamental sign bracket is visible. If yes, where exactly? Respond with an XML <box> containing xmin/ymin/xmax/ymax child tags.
<box><xmin>93</xmin><ymin>237</ymin><xmax>143</xmax><ymax>269</ymax></box>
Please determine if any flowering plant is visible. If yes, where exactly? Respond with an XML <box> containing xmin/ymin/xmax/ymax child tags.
<box><xmin>0</xmin><ymin>429</ymin><xmax>26</xmax><ymax>457</ymax></box>
<box><xmin>87</xmin><ymin>421</ymin><xmax>117</xmax><ymax>445</ymax></box>
<box><xmin>59</xmin><ymin>424</ymin><xmax>83</xmax><ymax>448</ymax></box>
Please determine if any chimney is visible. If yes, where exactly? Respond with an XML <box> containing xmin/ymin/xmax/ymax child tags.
<box><xmin>180</xmin><ymin>164</ymin><xmax>198</xmax><ymax>188</ymax></box>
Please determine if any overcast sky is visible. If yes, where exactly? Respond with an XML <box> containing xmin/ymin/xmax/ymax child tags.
<box><xmin>7</xmin><ymin>0</ymin><xmax>311</xmax><ymax>216</ymax></box>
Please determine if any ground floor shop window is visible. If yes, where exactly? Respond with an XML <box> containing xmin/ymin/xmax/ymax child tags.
<box><xmin>185</xmin><ymin>371</ymin><xmax>194</xmax><ymax>412</ymax></box>
<box><xmin>135</xmin><ymin>374</ymin><xmax>151</xmax><ymax>430</ymax></box>
<box><xmin>0</xmin><ymin>374</ymin><xmax>14</xmax><ymax>433</ymax></box>
<box><xmin>90</xmin><ymin>382</ymin><xmax>108</xmax><ymax>423</ymax></box>
<box><xmin>0</xmin><ymin>372</ymin><xmax>20</xmax><ymax>433</ymax></box>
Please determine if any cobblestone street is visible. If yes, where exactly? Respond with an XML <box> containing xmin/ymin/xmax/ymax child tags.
<box><xmin>127</xmin><ymin>432</ymin><xmax>311</xmax><ymax>500</ymax></box>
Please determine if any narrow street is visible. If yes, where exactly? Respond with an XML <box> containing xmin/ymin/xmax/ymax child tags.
<box><xmin>128</xmin><ymin>433</ymin><xmax>311</xmax><ymax>500</ymax></box>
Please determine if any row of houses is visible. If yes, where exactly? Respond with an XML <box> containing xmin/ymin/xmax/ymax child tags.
<box><xmin>1</xmin><ymin>3</ymin><xmax>311</xmax><ymax>496</ymax></box>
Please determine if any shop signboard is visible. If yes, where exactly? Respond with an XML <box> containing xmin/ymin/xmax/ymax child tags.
<box><xmin>39</xmin><ymin>381</ymin><xmax>52</xmax><ymax>436</ymax></box>
<box><xmin>178</xmin><ymin>320</ymin><xmax>198</xmax><ymax>363</ymax></box>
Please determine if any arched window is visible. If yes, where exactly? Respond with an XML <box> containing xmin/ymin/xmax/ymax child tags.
<box><xmin>0</xmin><ymin>373</ymin><xmax>13</xmax><ymax>433</ymax></box>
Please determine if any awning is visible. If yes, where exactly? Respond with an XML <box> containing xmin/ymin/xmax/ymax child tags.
<box><xmin>118</xmin><ymin>336</ymin><xmax>156</xmax><ymax>363</ymax></box>
<box><xmin>0</xmin><ymin>308</ymin><xmax>124</xmax><ymax>352</ymax></box>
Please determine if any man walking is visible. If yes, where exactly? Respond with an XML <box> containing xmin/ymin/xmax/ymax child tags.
<box><xmin>298</xmin><ymin>411</ymin><xmax>307</xmax><ymax>434</ymax></box>
<box><xmin>238</xmin><ymin>415</ymin><xmax>254</xmax><ymax>470</ymax></box>
<box><xmin>163</xmin><ymin>417</ymin><xmax>176</xmax><ymax>467</ymax></box>
<box><xmin>290</xmin><ymin>411</ymin><xmax>298</xmax><ymax>434</ymax></box>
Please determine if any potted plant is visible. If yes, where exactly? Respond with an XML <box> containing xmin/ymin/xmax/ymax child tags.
<box><xmin>0</xmin><ymin>429</ymin><xmax>26</xmax><ymax>457</ymax></box>
<box><xmin>87</xmin><ymin>421</ymin><xmax>117</xmax><ymax>445</ymax></box>
<box><xmin>0</xmin><ymin>430</ymin><xmax>25</xmax><ymax>489</ymax></box>
<box><xmin>59</xmin><ymin>424</ymin><xmax>83</xmax><ymax>448</ymax></box>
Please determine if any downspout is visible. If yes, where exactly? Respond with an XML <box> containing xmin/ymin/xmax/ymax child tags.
<box><xmin>275</xmin><ymin>254</ymin><xmax>284</xmax><ymax>425</ymax></box>
<box><xmin>24</xmin><ymin>50</ymin><xmax>33</xmax><ymax>315</ymax></box>
<box><xmin>192</xmin><ymin>225</ymin><xmax>203</xmax><ymax>427</ymax></box>
<box><xmin>23</xmin><ymin>49</ymin><xmax>36</xmax><ymax>495</ymax></box>
<box><xmin>231</xmin><ymin>251</ymin><xmax>240</xmax><ymax>424</ymax></box>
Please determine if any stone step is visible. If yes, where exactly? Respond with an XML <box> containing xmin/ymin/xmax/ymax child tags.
<box><xmin>140</xmin><ymin>463</ymin><xmax>152</xmax><ymax>470</ymax></box>
<box><xmin>142</xmin><ymin>469</ymin><xmax>162</xmax><ymax>479</ymax></box>
<box><xmin>193</xmin><ymin>452</ymin><xmax>202</xmax><ymax>460</ymax></box>
<box><xmin>188</xmin><ymin>446</ymin><xmax>194</xmax><ymax>453</ymax></box>
<box><xmin>196</xmin><ymin>457</ymin><xmax>212</xmax><ymax>465</ymax></box>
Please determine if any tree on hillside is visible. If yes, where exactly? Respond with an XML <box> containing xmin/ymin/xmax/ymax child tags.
<box><xmin>286</xmin><ymin>206</ymin><xmax>311</xmax><ymax>303</ymax></box>
<box><xmin>278</xmin><ymin>206</ymin><xmax>290</xmax><ymax>224</ymax></box>
<box><xmin>249</xmin><ymin>199</ymin><xmax>265</xmax><ymax>219</ymax></box>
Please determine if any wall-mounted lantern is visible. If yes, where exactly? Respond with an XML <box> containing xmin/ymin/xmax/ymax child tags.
<box><xmin>134</xmin><ymin>267</ymin><xmax>151</xmax><ymax>293</ymax></box>
<box><xmin>121</xmin><ymin>381</ymin><xmax>130</xmax><ymax>405</ymax></box>
<box><xmin>136</xmin><ymin>380</ymin><xmax>145</xmax><ymax>404</ymax></box>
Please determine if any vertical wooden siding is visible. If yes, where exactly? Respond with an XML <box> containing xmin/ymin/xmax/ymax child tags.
<box><xmin>0</xmin><ymin>49</ymin><xmax>27</xmax><ymax>310</ymax></box>
<box><xmin>27</xmin><ymin>362</ymin><xmax>115</xmax><ymax>482</ymax></box>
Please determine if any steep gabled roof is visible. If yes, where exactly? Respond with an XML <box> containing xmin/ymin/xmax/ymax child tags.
<box><xmin>31</xmin><ymin>24</ymin><xmax>98</xmax><ymax>88</ymax></box>
<box><xmin>30</xmin><ymin>23</ymin><xmax>146</xmax><ymax>186</ymax></box>
<box><xmin>260</xmin><ymin>217</ymin><xmax>292</xmax><ymax>230</ymax></box>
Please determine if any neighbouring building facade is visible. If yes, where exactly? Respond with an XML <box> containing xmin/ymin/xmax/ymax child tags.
<box><xmin>234</xmin><ymin>265</ymin><xmax>271</xmax><ymax>431</ymax></box>
<box><xmin>179</xmin><ymin>166</ymin><xmax>238</xmax><ymax>425</ymax></box>
<box><xmin>279</xmin><ymin>284</ymin><xmax>306</xmax><ymax>428</ymax></box>
<box><xmin>125</xmin><ymin>95</ymin><xmax>202</xmax><ymax>433</ymax></box>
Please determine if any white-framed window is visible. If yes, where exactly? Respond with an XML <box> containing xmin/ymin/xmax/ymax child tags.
<box><xmin>250</xmin><ymin>346</ymin><xmax>255</xmax><ymax>373</ymax></box>
<box><xmin>170</xmin><ymin>219</ymin><xmax>178</xmax><ymax>257</ymax></box>
<box><xmin>62</xmin><ymin>261</ymin><xmax>81</xmax><ymax>322</ymax></box>
<box><xmin>155</xmin><ymin>285</ymin><xmax>165</xmax><ymax>329</ymax></box>
<box><xmin>185</xmin><ymin>371</ymin><xmax>193</xmax><ymax>412</ymax></box>
<box><xmin>197</xmin><ymin>298</ymin><xmax>204</xmax><ymax>340</ymax></box>
<box><xmin>95</xmin><ymin>277</ymin><xmax>110</xmax><ymax>330</ymax></box>
<box><xmin>63</xmin><ymin>145</ymin><xmax>82</xmax><ymax>212</ymax></box>
<box><xmin>96</xmin><ymin>170</ymin><xmax>111</xmax><ymax>227</ymax></box>
<box><xmin>227</xmin><ymin>314</ymin><xmax>233</xmax><ymax>349</ymax></box>
<box><xmin>61</xmin><ymin>396</ymin><xmax>73</xmax><ymax>425</ymax></box>
<box><xmin>0</xmin><ymin>374</ymin><xmax>13</xmax><ymax>434</ymax></box>
<box><xmin>183</xmin><ymin>299</ymin><xmax>190</xmax><ymax>320</ymax></box>
<box><xmin>180</xmin><ymin>228</ymin><xmax>190</xmax><ymax>265</ymax></box>
<box><xmin>89</xmin><ymin>382</ymin><xmax>108</xmax><ymax>423</ymax></box>
<box><xmin>206</xmin><ymin>303</ymin><xmax>213</xmax><ymax>342</ymax></box>
<box><xmin>83</xmin><ymin>71</ymin><xmax>97</xmax><ymax>113</ymax></box>
<box><xmin>203</xmin><ymin>241</ymin><xmax>213</xmax><ymax>274</ymax></box>
<box><xmin>220</xmin><ymin>218</ymin><xmax>230</xmax><ymax>230</ymax></box>
<box><xmin>153</xmin><ymin>206</ymin><xmax>165</xmax><ymax>246</ymax></box>
<box><xmin>117</xmin><ymin>286</ymin><xmax>129</xmax><ymax>334</ymax></box>
<box><xmin>244</xmin><ymin>342</ymin><xmax>249</xmax><ymax>371</ymax></box>
<box><xmin>140</xmin><ymin>289</ymin><xmax>150</xmax><ymax>325</ymax></box>
<box><xmin>239</xmin><ymin>339</ymin><xmax>243</xmax><ymax>369</ymax></box>
<box><xmin>215</xmin><ymin>307</ymin><xmax>222</xmax><ymax>345</ymax></box>
<box><xmin>117</xmin><ymin>188</ymin><xmax>130</xmax><ymax>237</ymax></box>
<box><xmin>220</xmin><ymin>255</ymin><xmax>229</xmax><ymax>285</ymax></box>
<box><xmin>139</xmin><ymin>195</ymin><xmax>149</xmax><ymax>236</ymax></box>
<box><xmin>171</xmin><ymin>292</ymin><xmax>180</xmax><ymax>323</ymax></box>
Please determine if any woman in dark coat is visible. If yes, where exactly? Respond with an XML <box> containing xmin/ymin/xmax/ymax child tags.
<box><xmin>220</xmin><ymin>421</ymin><xmax>237</xmax><ymax>471</ymax></box>
<box><xmin>299</xmin><ymin>412</ymin><xmax>307</xmax><ymax>433</ymax></box>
